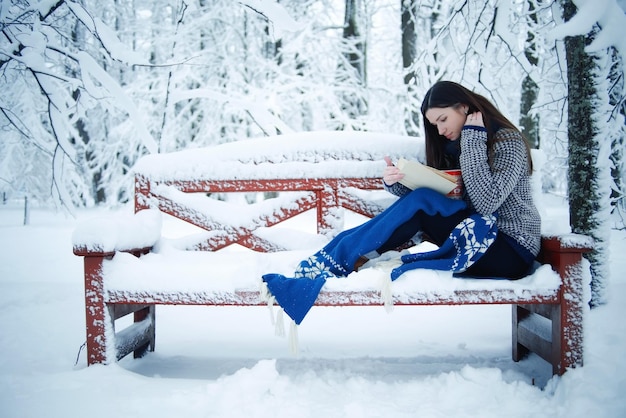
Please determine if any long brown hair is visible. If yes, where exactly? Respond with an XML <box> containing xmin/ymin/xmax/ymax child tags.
<box><xmin>420</xmin><ymin>81</ymin><xmax>532</xmax><ymax>172</ymax></box>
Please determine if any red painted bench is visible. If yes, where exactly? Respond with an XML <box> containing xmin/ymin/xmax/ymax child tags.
<box><xmin>72</xmin><ymin>133</ymin><xmax>592</xmax><ymax>375</ymax></box>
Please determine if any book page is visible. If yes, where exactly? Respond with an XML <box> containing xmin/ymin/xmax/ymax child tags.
<box><xmin>396</xmin><ymin>158</ymin><xmax>457</xmax><ymax>195</ymax></box>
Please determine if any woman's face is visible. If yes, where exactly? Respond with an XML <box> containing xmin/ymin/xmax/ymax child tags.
<box><xmin>425</xmin><ymin>106</ymin><xmax>467</xmax><ymax>141</ymax></box>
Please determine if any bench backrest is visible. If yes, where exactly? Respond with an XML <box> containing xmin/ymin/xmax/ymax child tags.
<box><xmin>133</xmin><ymin>132</ymin><xmax>421</xmax><ymax>251</ymax></box>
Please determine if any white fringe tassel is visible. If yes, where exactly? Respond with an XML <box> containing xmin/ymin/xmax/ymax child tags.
<box><xmin>257</xmin><ymin>278</ymin><xmax>305</xmax><ymax>357</ymax></box>
<box><xmin>260</xmin><ymin>282</ymin><xmax>285</xmax><ymax>336</ymax></box>
<box><xmin>275</xmin><ymin>308</ymin><xmax>285</xmax><ymax>337</ymax></box>
<box><xmin>260</xmin><ymin>282</ymin><xmax>277</xmax><ymax>325</ymax></box>
<box><xmin>288</xmin><ymin>320</ymin><xmax>299</xmax><ymax>356</ymax></box>
<box><xmin>380</xmin><ymin>275</ymin><xmax>394</xmax><ymax>313</ymax></box>
<box><xmin>261</xmin><ymin>281</ymin><xmax>296</xmax><ymax>342</ymax></box>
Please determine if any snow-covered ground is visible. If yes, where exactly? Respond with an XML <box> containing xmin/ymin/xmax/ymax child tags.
<box><xmin>1</xmin><ymin>196</ymin><xmax>625</xmax><ymax>418</ymax></box>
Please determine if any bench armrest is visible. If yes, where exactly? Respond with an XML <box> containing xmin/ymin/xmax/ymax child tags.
<box><xmin>538</xmin><ymin>234</ymin><xmax>593</xmax><ymax>278</ymax></box>
<box><xmin>72</xmin><ymin>209</ymin><xmax>162</xmax><ymax>256</ymax></box>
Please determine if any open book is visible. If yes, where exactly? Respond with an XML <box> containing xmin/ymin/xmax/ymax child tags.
<box><xmin>396</xmin><ymin>158</ymin><xmax>460</xmax><ymax>196</ymax></box>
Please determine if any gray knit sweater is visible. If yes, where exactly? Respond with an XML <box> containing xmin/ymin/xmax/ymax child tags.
<box><xmin>385</xmin><ymin>127</ymin><xmax>541</xmax><ymax>257</ymax></box>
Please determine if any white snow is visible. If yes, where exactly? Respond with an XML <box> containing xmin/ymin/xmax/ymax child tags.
<box><xmin>2</xmin><ymin>166</ymin><xmax>626</xmax><ymax>417</ymax></box>
<box><xmin>72</xmin><ymin>209</ymin><xmax>162</xmax><ymax>253</ymax></box>
<box><xmin>551</xmin><ymin>0</ymin><xmax>626</xmax><ymax>63</ymax></box>
<box><xmin>132</xmin><ymin>131</ymin><xmax>423</xmax><ymax>181</ymax></box>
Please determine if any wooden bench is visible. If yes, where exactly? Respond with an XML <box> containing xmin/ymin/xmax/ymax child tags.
<box><xmin>72</xmin><ymin>133</ymin><xmax>592</xmax><ymax>376</ymax></box>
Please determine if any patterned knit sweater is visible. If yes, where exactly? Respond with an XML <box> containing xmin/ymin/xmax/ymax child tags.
<box><xmin>385</xmin><ymin>126</ymin><xmax>541</xmax><ymax>257</ymax></box>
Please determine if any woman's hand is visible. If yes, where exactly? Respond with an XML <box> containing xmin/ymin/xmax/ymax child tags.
<box><xmin>383</xmin><ymin>156</ymin><xmax>404</xmax><ymax>185</ymax></box>
<box><xmin>465</xmin><ymin>111</ymin><xmax>484</xmax><ymax>127</ymax></box>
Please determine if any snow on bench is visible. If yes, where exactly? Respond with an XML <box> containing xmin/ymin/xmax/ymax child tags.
<box><xmin>72</xmin><ymin>132</ymin><xmax>592</xmax><ymax>376</ymax></box>
<box><xmin>98</xmin><ymin>239</ymin><xmax>563</xmax><ymax>306</ymax></box>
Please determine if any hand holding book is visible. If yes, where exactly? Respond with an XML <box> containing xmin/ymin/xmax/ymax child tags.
<box><xmin>383</xmin><ymin>156</ymin><xmax>405</xmax><ymax>185</ymax></box>
<box><xmin>392</xmin><ymin>158</ymin><xmax>463</xmax><ymax>199</ymax></box>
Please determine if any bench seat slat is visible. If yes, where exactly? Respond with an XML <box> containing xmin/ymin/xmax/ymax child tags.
<box><xmin>101</xmin><ymin>250</ymin><xmax>562</xmax><ymax>306</ymax></box>
<box><xmin>105</xmin><ymin>288</ymin><xmax>559</xmax><ymax>306</ymax></box>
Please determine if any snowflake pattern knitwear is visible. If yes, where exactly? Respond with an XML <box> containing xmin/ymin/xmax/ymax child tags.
<box><xmin>262</xmin><ymin>189</ymin><xmax>497</xmax><ymax>325</ymax></box>
<box><xmin>390</xmin><ymin>213</ymin><xmax>497</xmax><ymax>280</ymax></box>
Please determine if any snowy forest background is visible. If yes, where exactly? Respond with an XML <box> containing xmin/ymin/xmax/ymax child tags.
<box><xmin>1</xmin><ymin>0</ymin><xmax>625</xmax><ymax>307</ymax></box>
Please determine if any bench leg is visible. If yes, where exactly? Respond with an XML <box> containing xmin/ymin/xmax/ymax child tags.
<box><xmin>84</xmin><ymin>256</ymin><xmax>110</xmax><ymax>365</ymax></box>
<box><xmin>553</xmin><ymin>264</ymin><xmax>584</xmax><ymax>375</ymax></box>
<box><xmin>512</xmin><ymin>303</ymin><xmax>554</xmax><ymax>366</ymax></box>
<box><xmin>133</xmin><ymin>305</ymin><xmax>156</xmax><ymax>358</ymax></box>
<box><xmin>512</xmin><ymin>304</ymin><xmax>530</xmax><ymax>362</ymax></box>
<box><xmin>108</xmin><ymin>304</ymin><xmax>156</xmax><ymax>362</ymax></box>
<box><xmin>514</xmin><ymin>291</ymin><xmax>584</xmax><ymax>375</ymax></box>
<box><xmin>512</xmin><ymin>301</ymin><xmax>583</xmax><ymax>376</ymax></box>
<box><xmin>539</xmin><ymin>237</ymin><xmax>589</xmax><ymax>374</ymax></box>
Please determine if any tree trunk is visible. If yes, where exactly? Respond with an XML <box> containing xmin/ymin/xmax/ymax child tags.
<box><xmin>607</xmin><ymin>47</ymin><xmax>625</xmax><ymax>221</ymax></box>
<box><xmin>343</xmin><ymin>0</ymin><xmax>366</xmax><ymax>85</ymax></box>
<box><xmin>519</xmin><ymin>0</ymin><xmax>540</xmax><ymax>149</ymax></box>
<box><xmin>339</xmin><ymin>0</ymin><xmax>367</xmax><ymax>119</ymax></box>
<box><xmin>72</xmin><ymin>13</ymin><xmax>105</xmax><ymax>204</ymax></box>
<box><xmin>561</xmin><ymin>0</ymin><xmax>609</xmax><ymax>308</ymax></box>
<box><xmin>401</xmin><ymin>0</ymin><xmax>420</xmax><ymax>136</ymax></box>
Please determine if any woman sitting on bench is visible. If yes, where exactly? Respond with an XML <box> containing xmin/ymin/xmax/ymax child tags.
<box><xmin>262</xmin><ymin>81</ymin><xmax>541</xmax><ymax>323</ymax></box>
